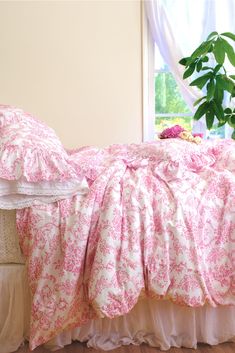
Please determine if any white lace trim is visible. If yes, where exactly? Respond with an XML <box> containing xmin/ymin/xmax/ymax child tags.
<box><xmin>0</xmin><ymin>178</ymin><xmax>89</xmax><ymax>209</ymax></box>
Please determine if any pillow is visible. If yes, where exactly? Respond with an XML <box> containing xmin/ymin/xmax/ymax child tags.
<box><xmin>0</xmin><ymin>105</ymin><xmax>88</xmax><ymax>209</ymax></box>
<box><xmin>0</xmin><ymin>209</ymin><xmax>25</xmax><ymax>264</ymax></box>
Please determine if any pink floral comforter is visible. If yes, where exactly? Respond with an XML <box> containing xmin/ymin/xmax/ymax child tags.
<box><xmin>16</xmin><ymin>139</ymin><xmax>235</xmax><ymax>349</ymax></box>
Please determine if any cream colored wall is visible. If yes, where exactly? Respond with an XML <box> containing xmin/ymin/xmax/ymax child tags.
<box><xmin>0</xmin><ymin>0</ymin><xmax>142</xmax><ymax>148</ymax></box>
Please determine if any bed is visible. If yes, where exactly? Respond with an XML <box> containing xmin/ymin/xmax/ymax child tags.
<box><xmin>0</xmin><ymin>105</ymin><xmax>234</xmax><ymax>353</ymax></box>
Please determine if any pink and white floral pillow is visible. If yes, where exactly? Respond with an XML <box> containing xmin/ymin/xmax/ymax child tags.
<box><xmin>0</xmin><ymin>105</ymin><xmax>88</xmax><ymax>209</ymax></box>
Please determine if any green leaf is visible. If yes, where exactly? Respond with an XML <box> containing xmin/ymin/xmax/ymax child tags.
<box><xmin>179</xmin><ymin>57</ymin><xmax>190</xmax><ymax>66</ymax></box>
<box><xmin>206</xmin><ymin>108</ymin><xmax>215</xmax><ymax>130</ymax></box>
<box><xmin>229</xmin><ymin>75</ymin><xmax>235</xmax><ymax>80</ymax></box>
<box><xmin>225</xmin><ymin>78</ymin><xmax>234</xmax><ymax>93</ymax></box>
<box><xmin>208</xmin><ymin>45</ymin><xmax>214</xmax><ymax>53</ymax></box>
<box><xmin>213</xmin><ymin>64</ymin><xmax>222</xmax><ymax>74</ymax></box>
<box><xmin>217</xmin><ymin>120</ymin><xmax>226</xmax><ymax>128</ymax></box>
<box><xmin>214</xmin><ymin>77</ymin><xmax>224</xmax><ymax>104</ymax></box>
<box><xmin>232</xmin><ymin>129</ymin><xmax>235</xmax><ymax>140</ymax></box>
<box><xmin>191</xmin><ymin>40</ymin><xmax>212</xmax><ymax>60</ymax></box>
<box><xmin>201</xmin><ymin>66</ymin><xmax>213</xmax><ymax>71</ymax></box>
<box><xmin>213</xmin><ymin>39</ymin><xmax>225</xmax><ymax>65</ymax></box>
<box><xmin>224</xmin><ymin>107</ymin><xmax>232</xmax><ymax>114</ymax></box>
<box><xmin>190</xmin><ymin>73</ymin><xmax>212</xmax><ymax>89</ymax></box>
<box><xmin>183</xmin><ymin>63</ymin><xmax>196</xmax><ymax>79</ymax></box>
<box><xmin>221</xmin><ymin>32</ymin><xmax>235</xmax><ymax>41</ymax></box>
<box><xmin>202</xmin><ymin>56</ymin><xmax>209</xmax><ymax>62</ymax></box>
<box><xmin>207</xmin><ymin>31</ymin><xmax>218</xmax><ymax>41</ymax></box>
<box><xmin>196</xmin><ymin>60</ymin><xmax>203</xmax><ymax>72</ymax></box>
<box><xmin>214</xmin><ymin>86</ymin><xmax>224</xmax><ymax>104</ymax></box>
<box><xmin>228</xmin><ymin>114</ymin><xmax>235</xmax><ymax>128</ymax></box>
<box><xmin>216</xmin><ymin>75</ymin><xmax>234</xmax><ymax>93</ymax></box>
<box><xmin>221</xmin><ymin>38</ymin><xmax>235</xmax><ymax>66</ymax></box>
<box><xmin>193</xmin><ymin>96</ymin><xmax>206</xmax><ymax>107</ymax></box>
<box><xmin>232</xmin><ymin>87</ymin><xmax>235</xmax><ymax>98</ymax></box>
<box><xmin>194</xmin><ymin>101</ymin><xmax>209</xmax><ymax>121</ymax></box>
<box><xmin>206</xmin><ymin>79</ymin><xmax>215</xmax><ymax>101</ymax></box>
<box><xmin>216</xmin><ymin>75</ymin><xmax>225</xmax><ymax>90</ymax></box>
<box><xmin>211</xmin><ymin>100</ymin><xmax>224</xmax><ymax>121</ymax></box>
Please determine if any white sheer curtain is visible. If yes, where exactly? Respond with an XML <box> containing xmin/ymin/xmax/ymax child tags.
<box><xmin>145</xmin><ymin>0</ymin><xmax>235</xmax><ymax>137</ymax></box>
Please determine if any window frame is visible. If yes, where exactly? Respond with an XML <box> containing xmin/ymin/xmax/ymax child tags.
<box><xmin>142</xmin><ymin>1</ymin><xmax>155</xmax><ymax>141</ymax></box>
<box><xmin>154</xmin><ymin>59</ymin><xmax>193</xmax><ymax>135</ymax></box>
<box><xmin>142</xmin><ymin>3</ymin><xmax>194</xmax><ymax>141</ymax></box>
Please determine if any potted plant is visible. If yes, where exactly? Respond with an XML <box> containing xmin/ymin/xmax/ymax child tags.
<box><xmin>179</xmin><ymin>31</ymin><xmax>235</xmax><ymax>139</ymax></box>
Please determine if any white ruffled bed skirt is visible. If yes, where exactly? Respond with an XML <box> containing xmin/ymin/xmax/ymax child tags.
<box><xmin>45</xmin><ymin>299</ymin><xmax>235</xmax><ymax>351</ymax></box>
<box><xmin>0</xmin><ymin>264</ymin><xmax>235</xmax><ymax>353</ymax></box>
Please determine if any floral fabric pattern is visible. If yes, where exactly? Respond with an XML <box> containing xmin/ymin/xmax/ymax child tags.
<box><xmin>0</xmin><ymin>105</ymin><xmax>87</xmax><ymax>208</ymax></box>
<box><xmin>0</xmin><ymin>105</ymin><xmax>78</xmax><ymax>182</ymax></box>
<box><xmin>16</xmin><ymin>139</ymin><xmax>235</xmax><ymax>350</ymax></box>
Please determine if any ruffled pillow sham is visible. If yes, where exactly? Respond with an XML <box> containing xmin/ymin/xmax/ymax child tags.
<box><xmin>0</xmin><ymin>105</ymin><xmax>88</xmax><ymax>209</ymax></box>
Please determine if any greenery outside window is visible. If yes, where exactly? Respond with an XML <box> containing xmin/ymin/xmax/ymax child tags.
<box><xmin>155</xmin><ymin>69</ymin><xmax>193</xmax><ymax>137</ymax></box>
<box><xmin>154</xmin><ymin>45</ymin><xmax>226</xmax><ymax>139</ymax></box>
<box><xmin>154</xmin><ymin>45</ymin><xmax>193</xmax><ymax>138</ymax></box>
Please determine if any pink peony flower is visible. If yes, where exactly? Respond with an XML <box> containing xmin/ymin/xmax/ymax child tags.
<box><xmin>192</xmin><ymin>133</ymin><xmax>204</xmax><ymax>138</ymax></box>
<box><xmin>159</xmin><ymin>125</ymin><xmax>185</xmax><ymax>139</ymax></box>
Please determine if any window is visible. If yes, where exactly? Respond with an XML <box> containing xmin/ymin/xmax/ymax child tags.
<box><xmin>154</xmin><ymin>46</ymin><xmax>225</xmax><ymax>138</ymax></box>
<box><xmin>154</xmin><ymin>44</ymin><xmax>225</xmax><ymax>139</ymax></box>
<box><xmin>154</xmin><ymin>45</ymin><xmax>192</xmax><ymax>138</ymax></box>
<box><xmin>145</xmin><ymin>0</ymin><xmax>235</xmax><ymax>141</ymax></box>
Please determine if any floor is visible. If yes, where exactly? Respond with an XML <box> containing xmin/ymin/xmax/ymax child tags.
<box><xmin>16</xmin><ymin>342</ymin><xmax>235</xmax><ymax>353</ymax></box>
